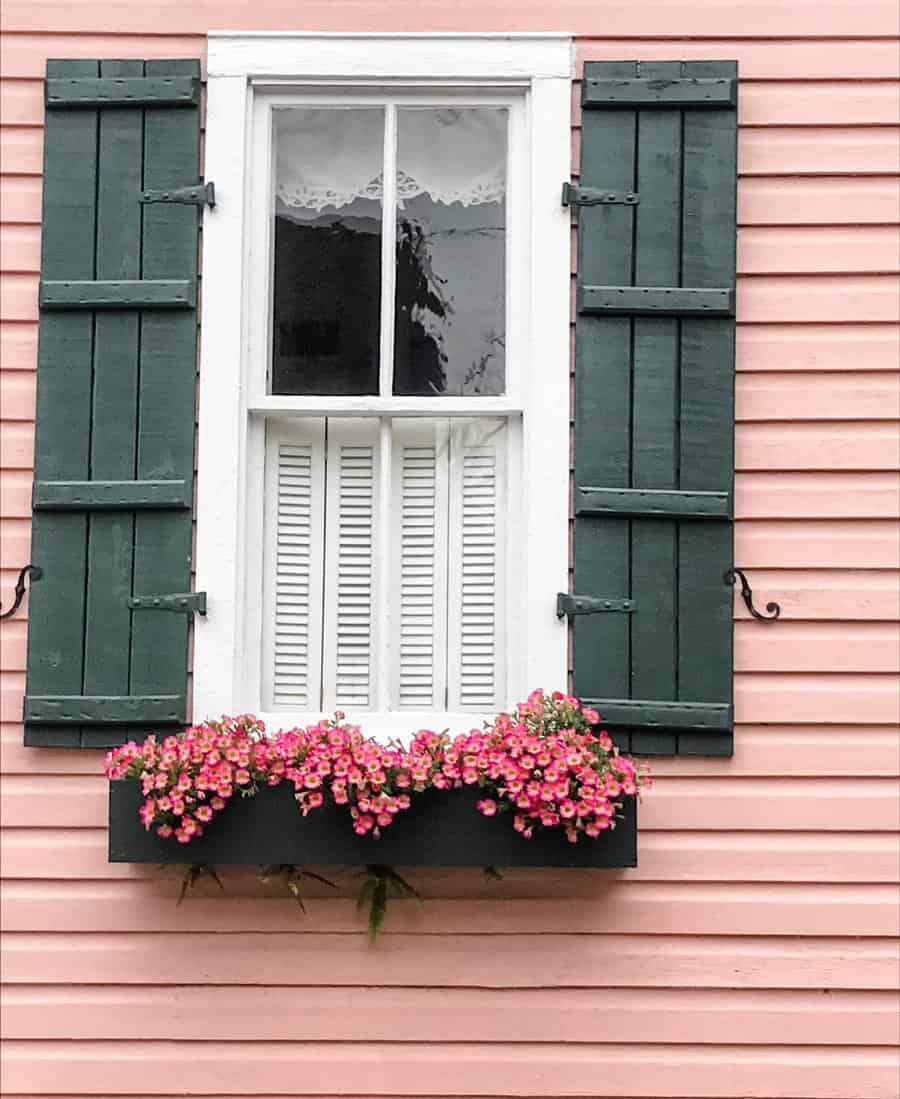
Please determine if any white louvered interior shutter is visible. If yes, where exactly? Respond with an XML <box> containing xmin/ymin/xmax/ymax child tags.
<box><xmin>390</xmin><ymin>420</ymin><xmax>450</xmax><ymax>710</ymax></box>
<box><xmin>447</xmin><ymin>419</ymin><xmax>507</xmax><ymax>710</ymax></box>
<box><xmin>262</xmin><ymin>419</ymin><xmax>326</xmax><ymax>710</ymax></box>
<box><xmin>264</xmin><ymin>416</ymin><xmax>506</xmax><ymax>716</ymax></box>
<box><xmin>322</xmin><ymin>419</ymin><xmax>380</xmax><ymax>711</ymax></box>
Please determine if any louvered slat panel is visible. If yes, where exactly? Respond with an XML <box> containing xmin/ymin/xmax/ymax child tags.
<box><xmin>391</xmin><ymin>420</ymin><xmax>449</xmax><ymax>710</ymax></box>
<box><xmin>399</xmin><ymin>444</ymin><xmax>437</xmax><ymax>707</ymax></box>
<box><xmin>449</xmin><ymin>420</ymin><xmax>506</xmax><ymax>711</ymax></box>
<box><xmin>323</xmin><ymin>421</ymin><xmax>378</xmax><ymax>711</ymax></box>
<box><xmin>273</xmin><ymin>445</ymin><xmax>314</xmax><ymax>706</ymax></box>
<box><xmin>263</xmin><ymin>420</ymin><xmax>325</xmax><ymax>711</ymax></box>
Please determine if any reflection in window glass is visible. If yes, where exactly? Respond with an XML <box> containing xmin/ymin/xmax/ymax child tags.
<box><xmin>393</xmin><ymin>109</ymin><xmax>507</xmax><ymax>396</ymax></box>
<box><xmin>271</xmin><ymin>108</ymin><xmax>384</xmax><ymax>395</ymax></box>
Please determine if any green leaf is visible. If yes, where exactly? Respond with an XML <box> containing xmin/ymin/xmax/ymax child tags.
<box><xmin>177</xmin><ymin>863</ymin><xmax>220</xmax><ymax>905</ymax></box>
<box><xmin>257</xmin><ymin>863</ymin><xmax>282</xmax><ymax>884</ymax></box>
<box><xmin>286</xmin><ymin>876</ymin><xmax>306</xmax><ymax>913</ymax></box>
<box><xmin>483</xmin><ymin>864</ymin><xmax>504</xmax><ymax>882</ymax></box>
<box><xmin>176</xmin><ymin>866</ymin><xmax>196</xmax><ymax>905</ymax></box>
<box><xmin>300</xmin><ymin>869</ymin><xmax>338</xmax><ymax>890</ymax></box>
<box><xmin>385</xmin><ymin>867</ymin><xmax>422</xmax><ymax>905</ymax></box>
<box><xmin>204</xmin><ymin>864</ymin><xmax>225</xmax><ymax>892</ymax></box>
<box><xmin>356</xmin><ymin>876</ymin><xmax>376</xmax><ymax>913</ymax></box>
<box><xmin>368</xmin><ymin>877</ymin><xmax>388</xmax><ymax>943</ymax></box>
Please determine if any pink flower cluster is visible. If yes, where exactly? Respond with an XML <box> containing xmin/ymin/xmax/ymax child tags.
<box><xmin>104</xmin><ymin>714</ymin><xmax>278</xmax><ymax>844</ymax></box>
<box><xmin>450</xmin><ymin>689</ymin><xmax>650</xmax><ymax>843</ymax></box>
<box><xmin>277</xmin><ymin>714</ymin><xmax>443</xmax><ymax>837</ymax></box>
<box><xmin>105</xmin><ymin>693</ymin><xmax>649</xmax><ymax>846</ymax></box>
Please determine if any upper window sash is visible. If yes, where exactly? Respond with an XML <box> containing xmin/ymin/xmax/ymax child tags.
<box><xmin>246</xmin><ymin>90</ymin><xmax>528</xmax><ymax>413</ymax></box>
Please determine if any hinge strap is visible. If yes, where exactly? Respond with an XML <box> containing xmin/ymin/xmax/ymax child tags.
<box><xmin>562</xmin><ymin>183</ymin><xmax>639</xmax><ymax>207</ymax></box>
<box><xmin>557</xmin><ymin>593</ymin><xmax>635</xmax><ymax>618</ymax></box>
<box><xmin>128</xmin><ymin>592</ymin><xmax>207</xmax><ymax>615</ymax></box>
<box><xmin>141</xmin><ymin>181</ymin><xmax>215</xmax><ymax>208</ymax></box>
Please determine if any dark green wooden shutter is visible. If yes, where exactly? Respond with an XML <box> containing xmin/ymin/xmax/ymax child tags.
<box><xmin>571</xmin><ymin>61</ymin><xmax>738</xmax><ymax>758</ymax></box>
<box><xmin>24</xmin><ymin>59</ymin><xmax>202</xmax><ymax>748</ymax></box>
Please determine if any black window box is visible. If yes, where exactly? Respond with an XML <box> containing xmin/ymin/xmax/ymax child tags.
<box><xmin>108</xmin><ymin>781</ymin><xmax>637</xmax><ymax>867</ymax></box>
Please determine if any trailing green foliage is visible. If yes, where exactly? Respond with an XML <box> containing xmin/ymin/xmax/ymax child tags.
<box><xmin>258</xmin><ymin>864</ymin><xmax>337</xmax><ymax>912</ymax></box>
<box><xmin>177</xmin><ymin>863</ymin><xmax>223</xmax><ymax>905</ymax></box>
<box><xmin>358</xmin><ymin>864</ymin><xmax>422</xmax><ymax>943</ymax></box>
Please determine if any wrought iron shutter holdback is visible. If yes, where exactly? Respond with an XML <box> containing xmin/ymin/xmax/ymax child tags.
<box><xmin>726</xmin><ymin>568</ymin><xmax>781</xmax><ymax>622</ymax></box>
<box><xmin>0</xmin><ymin>565</ymin><xmax>43</xmax><ymax>620</ymax></box>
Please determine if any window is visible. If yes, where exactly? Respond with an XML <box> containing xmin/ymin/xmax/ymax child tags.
<box><xmin>195</xmin><ymin>35</ymin><xmax>572</xmax><ymax>738</ymax></box>
<box><xmin>261</xmin><ymin>98</ymin><xmax>515</xmax><ymax>715</ymax></box>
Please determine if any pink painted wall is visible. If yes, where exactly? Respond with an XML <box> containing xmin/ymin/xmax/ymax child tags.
<box><xmin>1</xmin><ymin>4</ymin><xmax>899</xmax><ymax>1096</ymax></box>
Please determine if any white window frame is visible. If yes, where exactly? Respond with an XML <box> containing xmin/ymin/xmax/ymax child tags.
<box><xmin>194</xmin><ymin>33</ymin><xmax>573</xmax><ymax>740</ymax></box>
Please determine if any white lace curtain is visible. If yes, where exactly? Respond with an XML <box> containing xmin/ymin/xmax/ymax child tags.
<box><xmin>275</xmin><ymin>107</ymin><xmax>507</xmax><ymax>212</ymax></box>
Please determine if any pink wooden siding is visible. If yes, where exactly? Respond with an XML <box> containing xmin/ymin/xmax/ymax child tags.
<box><xmin>1</xmin><ymin>5</ymin><xmax>899</xmax><ymax>1097</ymax></box>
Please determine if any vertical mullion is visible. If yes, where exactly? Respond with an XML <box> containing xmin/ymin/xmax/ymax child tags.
<box><xmin>379</xmin><ymin>104</ymin><xmax>398</xmax><ymax>398</ymax></box>
<box><xmin>374</xmin><ymin>104</ymin><xmax>397</xmax><ymax>709</ymax></box>
<box><xmin>374</xmin><ymin>416</ymin><xmax>393</xmax><ymax>709</ymax></box>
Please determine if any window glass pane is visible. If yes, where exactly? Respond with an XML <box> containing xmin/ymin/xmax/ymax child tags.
<box><xmin>393</xmin><ymin>108</ymin><xmax>507</xmax><ymax>397</ymax></box>
<box><xmin>271</xmin><ymin>108</ymin><xmax>384</xmax><ymax>395</ymax></box>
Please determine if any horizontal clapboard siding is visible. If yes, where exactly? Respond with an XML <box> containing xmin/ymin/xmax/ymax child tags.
<box><xmin>1</xmin><ymin>880</ymin><xmax>899</xmax><ymax>933</ymax></box>
<box><xmin>1</xmin><ymin>16</ymin><xmax>898</xmax><ymax>1099</ymax></box>
<box><xmin>2</xmin><ymin>986</ymin><xmax>899</xmax><ymax>1044</ymax></box>
<box><xmin>3</xmin><ymin>1042</ymin><xmax>897</xmax><ymax>1097</ymax></box>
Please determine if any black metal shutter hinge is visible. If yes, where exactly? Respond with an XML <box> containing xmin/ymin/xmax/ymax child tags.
<box><xmin>141</xmin><ymin>181</ymin><xmax>215</xmax><ymax>208</ymax></box>
<box><xmin>562</xmin><ymin>182</ymin><xmax>639</xmax><ymax>207</ymax></box>
<box><xmin>557</xmin><ymin>593</ymin><xmax>635</xmax><ymax>618</ymax></box>
<box><xmin>128</xmin><ymin>592</ymin><xmax>207</xmax><ymax>615</ymax></box>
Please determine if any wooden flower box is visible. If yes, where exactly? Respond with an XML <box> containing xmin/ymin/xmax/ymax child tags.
<box><xmin>108</xmin><ymin>781</ymin><xmax>637</xmax><ymax>867</ymax></box>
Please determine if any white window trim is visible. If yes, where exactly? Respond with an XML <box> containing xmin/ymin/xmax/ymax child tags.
<box><xmin>194</xmin><ymin>33</ymin><xmax>573</xmax><ymax>740</ymax></box>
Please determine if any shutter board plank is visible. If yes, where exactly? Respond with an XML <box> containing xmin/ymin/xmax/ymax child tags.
<box><xmin>585</xmin><ymin>699</ymin><xmax>731</xmax><ymax>730</ymax></box>
<box><xmin>128</xmin><ymin>59</ymin><xmax>200</xmax><ymax>731</ymax></box>
<box><xmin>40</xmin><ymin>279</ymin><xmax>195</xmax><ymax>310</ymax></box>
<box><xmin>583</xmin><ymin>76</ymin><xmax>737</xmax><ymax>109</ymax></box>
<box><xmin>630</xmin><ymin>81</ymin><xmax>683</xmax><ymax>754</ymax></box>
<box><xmin>24</xmin><ymin>59</ymin><xmax>99</xmax><ymax>748</ymax></box>
<box><xmin>45</xmin><ymin>75</ymin><xmax>200</xmax><ymax>109</ymax></box>
<box><xmin>577</xmin><ymin>487</ymin><xmax>731</xmax><ymax>519</ymax></box>
<box><xmin>572</xmin><ymin>80</ymin><xmax>637</xmax><ymax>748</ymax></box>
<box><xmin>83</xmin><ymin>59</ymin><xmax>144</xmax><ymax>709</ymax></box>
<box><xmin>579</xmin><ymin>285</ymin><xmax>734</xmax><ymax>316</ymax></box>
<box><xmin>676</xmin><ymin>67</ymin><xmax>737</xmax><ymax>757</ymax></box>
<box><xmin>33</xmin><ymin>480</ymin><xmax>190</xmax><ymax>510</ymax></box>
<box><xmin>24</xmin><ymin>695</ymin><xmax>186</xmax><ymax>724</ymax></box>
